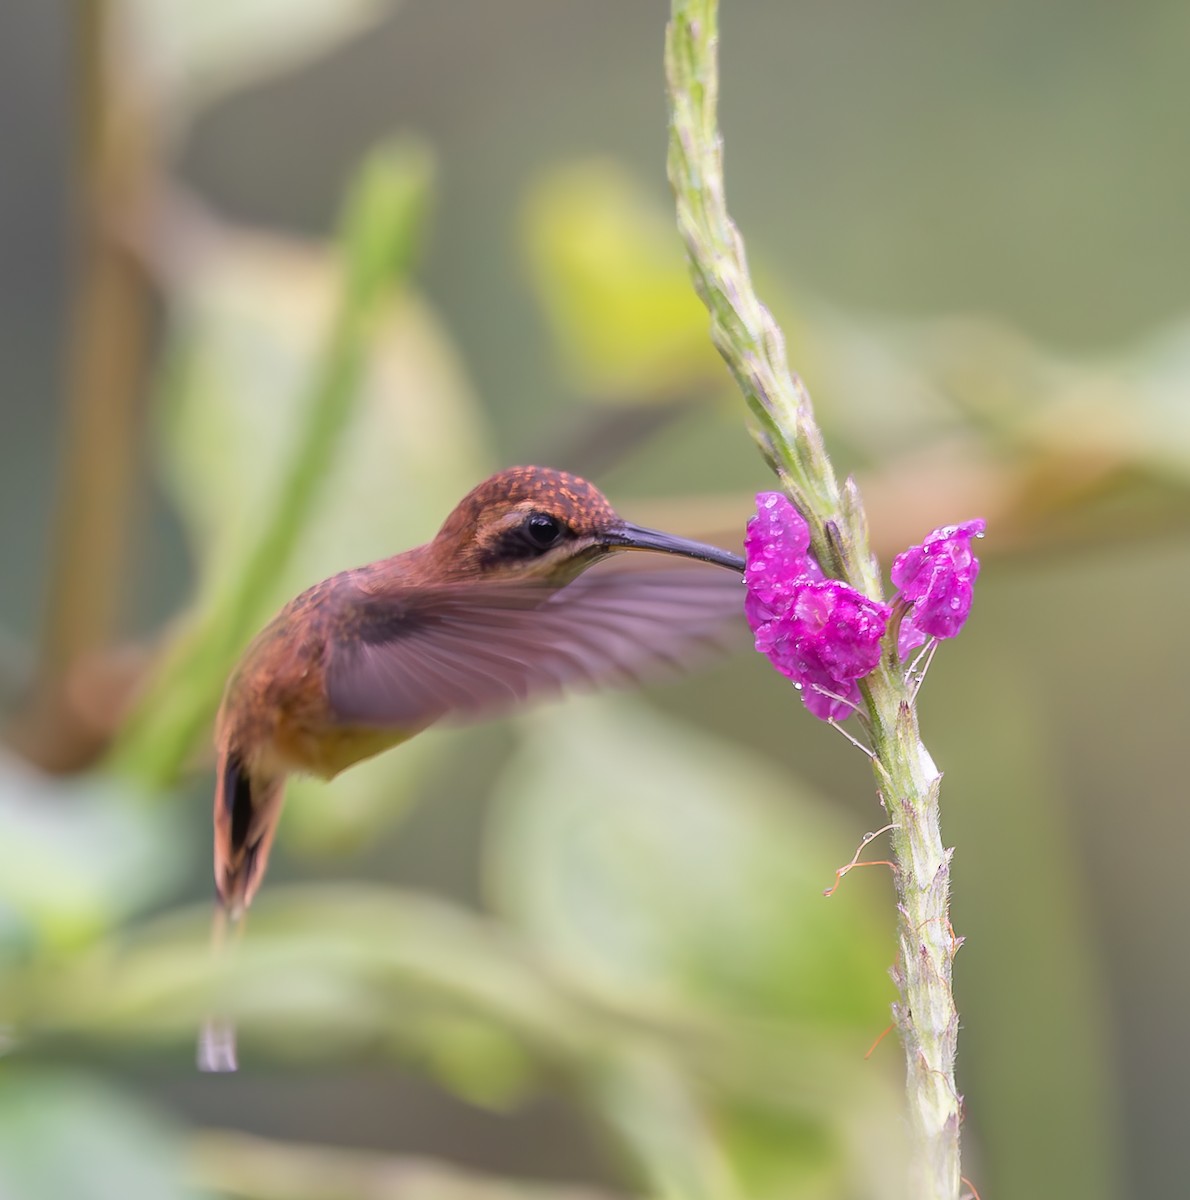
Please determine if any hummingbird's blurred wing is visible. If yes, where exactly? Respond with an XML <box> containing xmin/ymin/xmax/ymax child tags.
<box><xmin>325</xmin><ymin>566</ymin><xmax>745</xmax><ymax>728</ymax></box>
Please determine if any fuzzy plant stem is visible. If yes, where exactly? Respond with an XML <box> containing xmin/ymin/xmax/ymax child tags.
<box><xmin>665</xmin><ymin>4</ymin><xmax>962</xmax><ymax>1197</ymax></box>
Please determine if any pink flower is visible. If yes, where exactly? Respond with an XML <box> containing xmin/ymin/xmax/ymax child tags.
<box><xmin>757</xmin><ymin>579</ymin><xmax>890</xmax><ymax>720</ymax></box>
<box><xmin>744</xmin><ymin>494</ymin><xmax>888</xmax><ymax>721</ymax></box>
<box><xmin>743</xmin><ymin>492</ymin><xmax>819</xmax><ymax>620</ymax></box>
<box><xmin>892</xmin><ymin>519</ymin><xmax>985</xmax><ymax>655</ymax></box>
<box><xmin>743</xmin><ymin>492</ymin><xmax>986</xmax><ymax>717</ymax></box>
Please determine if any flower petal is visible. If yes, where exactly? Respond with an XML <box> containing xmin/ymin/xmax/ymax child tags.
<box><xmin>892</xmin><ymin>519</ymin><xmax>985</xmax><ymax>644</ymax></box>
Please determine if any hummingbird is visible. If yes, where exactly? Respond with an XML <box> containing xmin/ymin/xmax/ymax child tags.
<box><xmin>212</xmin><ymin>465</ymin><xmax>745</xmax><ymax>918</ymax></box>
<box><xmin>200</xmin><ymin>466</ymin><xmax>744</xmax><ymax>1070</ymax></box>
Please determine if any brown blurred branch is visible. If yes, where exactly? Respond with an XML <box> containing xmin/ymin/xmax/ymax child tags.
<box><xmin>8</xmin><ymin>0</ymin><xmax>156</xmax><ymax>770</ymax></box>
<box><xmin>46</xmin><ymin>0</ymin><xmax>153</xmax><ymax>670</ymax></box>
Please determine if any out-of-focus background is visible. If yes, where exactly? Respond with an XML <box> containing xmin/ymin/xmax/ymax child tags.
<box><xmin>2</xmin><ymin>2</ymin><xmax>1188</xmax><ymax>1197</ymax></box>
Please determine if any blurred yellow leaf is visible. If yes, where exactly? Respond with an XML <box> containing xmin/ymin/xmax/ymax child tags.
<box><xmin>521</xmin><ymin>161</ymin><xmax>727</xmax><ymax>400</ymax></box>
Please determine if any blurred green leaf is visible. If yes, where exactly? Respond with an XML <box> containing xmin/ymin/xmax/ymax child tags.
<box><xmin>1046</xmin><ymin>319</ymin><xmax>1190</xmax><ymax>482</ymax></box>
<box><xmin>416</xmin><ymin>1013</ymin><xmax>538</xmax><ymax>1111</ymax></box>
<box><xmin>13</xmin><ymin>882</ymin><xmax>881</xmax><ymax>1112</ymax></box>
<box><xmin>0</xmin><ymin>753</ymin><xmax>184</xmax><ymax>950</ymax></box>
<box><xmin>18</xmin><ymin>889</ymin><xmax>595</xmax><ymax>1066</ymax></box>
<box><xmin>159</xmin><ymin>248</ymin><xmax>476</xmax><ymax>606</ymax></box>
<box><xmin>486</xmin><ymin>696</ymin><xmax>892</xmax><ymax>1027</ymax></box>
<box><xmin>812</xmin><ymin>307</ymin><xmax>1190</xmax><ymax>491</ymax></box>
<box><xmin>190</xmin><ymin>1128</ymin><xmax>631</xmax><ymax>1200</ymax></box>
<box><xmin>123</xmin><ymin>0</ymin><xmax>403</xmax><ymax>135</ymax></box>
<box><xmin>485</xmin><ymin>697</ymin><xmax>910</xmax><ymax>1199</ymax></box>
<box><xmin>521</xmin><ymin>161</ymin><xmax>727</xmax><ymax>400</ymax></box>
<box><xmin>284</xmin><ymin>737</ymin><xmax>444</xmax><ymax>853</ymax></box>
<box><xmin>591</xmin><ymin>1049</ymin><xmax>744</xmax><ymax>1200</ymax></box>
<box><xmin>714</xmin><ymin>1100</ymin><xmax>839</xmax><ymax>1200</ymax></box>
<box><xmin>0</xmin><ymin>1070</ymin><xmax>206</xmax><ymax>1200</ymax></box>
<box><xmin>590</xmin><ymin>1040</ymin><xmax>907</xmax><ymax>1200</ymax></box>
<box><xmin>8</xmin><ymin>855</ymin><xmax>908</xmax><ymax>1196</ymax></box>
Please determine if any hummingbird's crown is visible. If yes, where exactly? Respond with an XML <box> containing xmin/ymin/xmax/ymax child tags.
<box><xmin>437</xmin><ymin>466</ymin><xmax>618</xmax><ymax>541</ymax></box>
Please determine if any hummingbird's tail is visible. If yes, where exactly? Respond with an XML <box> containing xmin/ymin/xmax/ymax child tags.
<box><xmin>201</xmin><ymin>748</ymin><xmax>286</xmax><ymax>1072</ymax></box>
<box><xmin>197</xmin><ymin>902</ymin><xmax>243</xmax><ymax>1073</ymax></box>
<box><xmin>213</xmin><ymin>748</ymin><xmax>287</xmax><ymax>917</ymax></box>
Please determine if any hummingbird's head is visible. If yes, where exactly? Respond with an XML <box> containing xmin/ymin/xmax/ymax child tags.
<box><xmin>433</xmin><ymin>466</ymin><xmax>744</xmax><ymax>582</ymax></box>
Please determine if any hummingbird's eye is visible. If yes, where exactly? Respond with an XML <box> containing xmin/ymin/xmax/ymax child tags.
<box><xmin>523</xmin><ymin>512</ymin><xmax>564</xmax><ymax>550</ymax></box>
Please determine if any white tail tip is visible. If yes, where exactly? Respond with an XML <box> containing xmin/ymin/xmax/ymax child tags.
<box><xmin>197</xmin><ymin>1017</ymin><xmax>238</xmax><ymax>1073</ymax></box>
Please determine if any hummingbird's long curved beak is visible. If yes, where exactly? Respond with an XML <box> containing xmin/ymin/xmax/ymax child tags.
<box><xmin>604</xmin><ymin>522</ymin><xmax>745</xmax><ymax>572</ymax></box>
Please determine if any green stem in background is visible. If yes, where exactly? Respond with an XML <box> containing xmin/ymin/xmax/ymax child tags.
<box><xmin>106</xmin><ymin>142</ymin><xmax>434</xmax><ymax>790</ymax></box>
<box><xmin>665</xmin><ymin>4</ymin><xmax>962</xmax><ymax>1198</ymax></box>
